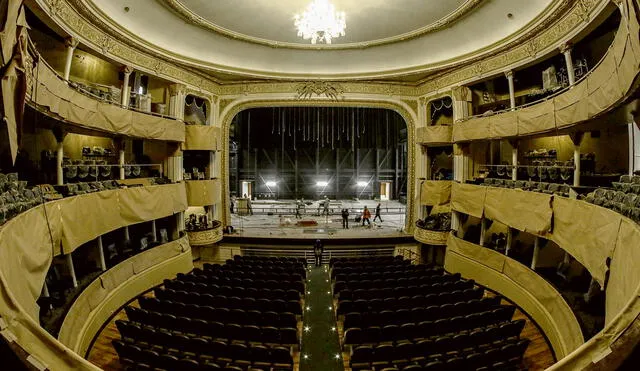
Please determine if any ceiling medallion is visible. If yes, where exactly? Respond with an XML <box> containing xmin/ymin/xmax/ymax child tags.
<box><xmin>294</xmin><ymin>0</ymin><xmax>346</xmax><ymax>44</ymax></box>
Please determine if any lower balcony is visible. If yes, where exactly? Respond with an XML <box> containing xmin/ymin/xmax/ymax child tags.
<box><xmin>187</xmin><ymin>220</ymin><xmax>223</xmax><ymax>246</ymax></box>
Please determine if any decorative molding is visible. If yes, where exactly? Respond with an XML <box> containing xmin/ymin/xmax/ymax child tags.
<box><xmin>414</xmin><ymin>227</ymin><xmax>449</xmax><ymax>246</ymax></box>
<box><xmin>158</xmin><ymin>0</ymin><xmax>486</xmax><ymax>50</ymax></box>
<box><xmin>187</xmin><ymin>223</ymin><xmax>223</xmax><ymax>246</ymax></box>
<box><xmin>296</xmin><ymin>81</ymin><xmax>344</xmax><ymax>100</ymax></box>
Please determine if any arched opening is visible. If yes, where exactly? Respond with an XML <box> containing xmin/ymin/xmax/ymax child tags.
<box><xmin>226</xmin><ymin>106</ymin><xmax>411</xmax><ymax>236</ymax></box>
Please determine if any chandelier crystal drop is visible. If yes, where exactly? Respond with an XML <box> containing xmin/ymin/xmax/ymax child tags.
<box><xmin>294</xmin><ymin>0</ymin><xmax>346</xmax><ymax>44</ymax></box>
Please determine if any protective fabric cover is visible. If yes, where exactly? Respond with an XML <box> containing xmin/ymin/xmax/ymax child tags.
<box><xmin>550</xmin><ymin>197</ymin><xmax>621</xmax><ymax>286</ymax></box>
<box><xmin>420</xmin><ymin>180</ymin><xmax>451</xmax><ymax>206</ymax></box>
<box><xmin>447</xmin><ymin>234</ymin><xmax>505</xmax><ymax>272</ymax></box>
<box><xmin>452</xmin><ymin>115</ymin><xmax>491</xmax><ymax>141</ymax></box>
<box><xmin>185</xmin><ymin>179</ymin><xmax>220</xmax><ymax>206</ymax></box>
<box><xmin>450</xmin><ymin>182</ymin><xmax>486</xmax><ymax>218</ymax></box>
<box><xmin>61</xmin><ymin>184</ymin><xmax>187</xmax><ymax>254</ymax></box>
<box><xmin>483</xmin><ymin>187</ymin><xmax>552</xmax><ymax>234</ymax></box>
<box><xmin>490</xmin><ymin>110</ymin><xmax>518</xmax><ymax>138</ymax></box>
<box><xmin>606</xmin><ymin>219</ymin><xmax>640</xmax><ymax>324</ymax></box>
<box><xmin>183</xmin><ymin>125</ymin><xmax>221</xmax><ymax>150</ymax></box>
<box><xmin>32</xmin><ymin>61</ymin><xmax>185</xmax><ymax>142</ymax></box>
<box><xmin>517</xmin><ymin>99</ymin><xmax>556</xmax><ymax>135</ymax></box>
<box><xmin>418</xmin><ymin>125</ymin><xmax>453</xmax><ymax>144</ymax></box>
<box><xmin>445</xmin><ymin>236</ymin><xmax>584</xmax><ymax>358</ymax></box>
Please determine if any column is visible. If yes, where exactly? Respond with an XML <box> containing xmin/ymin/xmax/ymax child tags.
<box><xmin>570</xmin><ymin>132</ymin><xmax>584</xmax><ymax>187</ymax></box>
<box><xmin>511</xmin><ymin>140</ymin><xmax>519</xmax><ymax>181</ymax></box>
<box><xmin>452</xmin><ymin>86</ymin><xmax>473</xmax><ymax>121</ymax></box>
<box><xmin>168</xmin><ymin>83</ymin><xmax>187</xmax><ymax>120</ymax></box>
<box><xmin>121</xmin><ymin>66</ymin><xmax>134</xmax><ymax>108</ymax></box>
<box><xmin>63</xmin><ymin>37</ymin><xmax>79</xmax><ymax>81</ymax></box>
<box><xmin>505</xmin><ymin>227</ymin><xmax>513</xmax><ymax>256</ymax></box>
<box><xmin>479</xmin><ymin>218</ymin><xmax>486</xmax><ymax>247</ymax></box>
<box><xmin>97</xmin><ymin>236</ymin><xmax>107</xmax><ymax>271</ymax></box>
<box><xmin>124</xmin><ymin>226</ymin><xmax>131</xmax><ymax>242</ymax></box>
<box><xmin>505</xmin><ymin>70</ymin><xmax>516</xmax><ymax>110</ymax></box>
<box><xmin>151</xmin><ymin>220</ymin><xmax>158</xmax><ymax>243</ymax></box>
<box><xmin>560</xmin><ymin>43</ymin><xmax>576</xmax><ymax>86</ymax></box>
<box><xmin>66</xmin><ymin>253</ymin><xmax>78</xmax><ymax>288</ymax></box>
<box><xmin>451</xmin><ymin>143</ymin><xmax>469</xmax><ymax>233</ymax></box>
<box><xmin>53</xmin><ymin>129</ymin><xmax>67</xmax><ymax>186</ymax></box>
<box><xmin>531</xmin><ymin>237</ymin><xmax>540</xmax><ymax>270</ymax></box>
<box><xmin>115</xmin><ymin>138</ymin><xmax>126</xmax><ymax>180</ymax></box>
<box><xmin>209</xmin><ymin>152</ymin><xmax>216</xmax><ymax>179</ymax></box>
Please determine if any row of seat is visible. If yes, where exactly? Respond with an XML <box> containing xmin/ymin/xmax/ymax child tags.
<box><xmin>155</xmin><ymin>287</ymin><xmax>301</xmax><ymax>309</ymax></box>
<box><xmin>342</xmin><ymin>297</ymin><xmax>505</xmax><ymax>330</ymax></box>
<box><xmin>337</xmin><ymin>280</ymin><xmax>475</xmax><ymax>301</ymax></box>
<box><xmin>113</xmin><ymin>339</ymin><xmax>293</xmax><ymax>371</ymax></box>
<box><xmin>174</xmin><ymin>274</ymin><xmax>305</xmax><ymax>293</ymax></box>
<box><xmin>333</xmin><ymin>275</ymin><xmax>464</xmax><ymax>294</ymax></box>
<box><xmin>127</xmin><ymin>305</ymin><xmax>298</xmax><ymax>330</ymax></box>
<box><xmin>215</xmin><ymin>263</ymin><xmax>306</xmax><ymax>275</ymax></box>
<box><xmin>337</xmin><ymin>289</ymin><xmax>484</xmax><ymax>314</ymax></box>
<box><xmin>584</xmin><ymin>187</ymin><xmax>640</xmax><ymax>222</ymax></box>
<box><xmin>350</xmin><ymin>336</ymin><xmax>529</xmax><ymax>371</ymax></box>
<box><xmin>229</xmin><ymin>255</ymin><xmax>307</xmax><ymax>265</ymax></box>
<box><xmin>118</xmin><ymin>317</ymin><xmax>298</xmax><ymax>347</ymax></box>
<box><xmin>0</xmin><ymin>172</ymin><xmax>43</xmax><ymax>225</ymax></box>
<box><xmin>331</xmin><ymin>266</ymin><xmax>445</xmax><ymax>280</ymax></box>
<box><xmin>222</xmin><ymin>260</ymin><xmax>306</xmax><ymax>270</ymax></box>
<box><xmin>330</xmin><ymin>256</ymin><xmax>407</xmax><ymax>267</ymax></box>
<box><xmin>482</xmin><ymin>178</ymin><xmax>571</xmax><ymax>197</ymax></box>
<box><xmin>344</xmin><ymin>315</ymin><xmax>524</xmax><ymax>346</ymax></box>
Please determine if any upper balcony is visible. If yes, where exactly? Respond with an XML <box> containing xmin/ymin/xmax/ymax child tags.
<box><xmin>453</xmin><ymin>6</ymin><xmax>640</xmax><ymax>142</ymax></box>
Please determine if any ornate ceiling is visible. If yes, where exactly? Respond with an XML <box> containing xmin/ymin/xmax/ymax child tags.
<box><xmin>75</xmin><ymin>0</ymin><xmax>564</xmax><ymax>81</ymax></box>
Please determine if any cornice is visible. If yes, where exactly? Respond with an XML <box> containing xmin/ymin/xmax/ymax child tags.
<box><xmin>158</xmin><ymin>0</ymin><xmax>485</xmax><ymax>50</ymax></box>
<box><xmin>36</xmin><ymin>0</ymin><xmax>608</xmax><ymax>97</ymax></box>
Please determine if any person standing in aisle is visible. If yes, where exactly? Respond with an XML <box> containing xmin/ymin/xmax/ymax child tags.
<box><xmin>362</xmin><ymin>206</ymin><xmax>371</xmax><ymax>226</ymax></box>
<box><xmin>295</xmin><ymin>199</ymin><xmax>303</xmax><ymax>219</ymax></box>
<box><xmin>313</xmin><ymin>239</ymin><xmax>324</xmax><ymax>267</ymax></box>
<box><xmin>341</xmin><ymin>208</ymin><xmax>349</xmax><ymax>229</ymax></box>
<box><xmin>373</xmin><ymin>203</ymin><xmax>383</xmax><ymax>223</ymax></box>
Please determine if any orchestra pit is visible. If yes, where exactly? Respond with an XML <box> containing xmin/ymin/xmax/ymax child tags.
<box><xmin>1</xmin><ymin>0</ymin><xmax>640</xmax><ymax>370</ymax></box>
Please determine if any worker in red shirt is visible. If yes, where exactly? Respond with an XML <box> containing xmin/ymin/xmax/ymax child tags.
<box><xmin>362</xmin><ymin>206</ymin><xmax>371</xmax><ymax>226</ymax></box>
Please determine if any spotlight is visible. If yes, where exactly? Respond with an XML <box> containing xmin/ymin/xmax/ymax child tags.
<box><xmin>331</xmin><ymin>326</ymin><xmax>336</xmax><ymax>332</ymax></box>
<box><xmin>357</xmin><ymin>181</ymin><xmax>368</xmax><ymax>187</ymax></box>
<box><xmin>304</xmin><ymin>325</ymin><xmax>311</xmax><ymax>332</ymax></box>
<box><xmin>335</xmin><ymin>353</ymin><xmax>341</xmax><ymax>359</ymax></box>
<box><xmin>316</xmin><ymin>181</ymin><xmax>329</xmax><ymax>187</ymax></box>
<box><xmin>328</xmin><ymin>306</ymin><xmax>332</xmax><ymax>310</ymax></box>
<box><xmin>303</xmin><ymin>354</ymin><xmax>309</xmax><ymax>360</ymax></box>
<box><xmin>306</xmin><ymin>306</ymin><xmax>311</xmax><ymax>311</ymax></box>
<box><xmin>265</xmin><ymin>181</ymin><xmax>277</xmax><ymax>187</ymax></box>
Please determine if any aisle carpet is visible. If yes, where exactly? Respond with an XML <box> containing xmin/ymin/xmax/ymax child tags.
<box><xmin>300</xmin><ymin>266</ymin><xmax>344</xmax><ymax>371</ymax></box>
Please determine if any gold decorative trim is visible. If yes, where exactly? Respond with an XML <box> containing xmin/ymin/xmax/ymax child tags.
<box><xmin>159</xmin><ymin>0</ymin><xmax>485</xmax><ymax>50</ymax></box>
<box><xmin>296</xmin><ymin>82</ymin><xmax>344</xmax><ymax>100</ymax></box>
<box><xmin>218</xmin><ymin>99</ymin><xmax>417</xmax><ymax>235</ymax></box>
<box><xmin>187</xmin><ymin>223</ymin><xmax>223</xmax><ymax>246</ymax></box>
<box><xmin>44</xmin><ymin>0</ymin><xmax>608</xmax><ymax>87</ymax></box>
<box><xmin>414</xmin><ymin>227</ymin><xmax>449</xmax><ymax>246</ymax></box>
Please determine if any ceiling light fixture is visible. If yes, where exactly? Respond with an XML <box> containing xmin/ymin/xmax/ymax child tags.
<box><xmin>294</xmin><ymin>0</ymin><xmax>346</xmax><ymax>44</ymax></box>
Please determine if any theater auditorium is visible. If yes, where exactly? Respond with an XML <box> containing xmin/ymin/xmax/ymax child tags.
<box><xmin>0</xmin><ymin>0</ymin><xmax>639</xmax><ymax>370</ymax></box>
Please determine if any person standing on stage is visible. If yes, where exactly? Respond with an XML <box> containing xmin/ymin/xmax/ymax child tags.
<box><xmin>322</xmin><ymin>196</ymin><xmax>330</xmax><ymax>216</ymax></box>
<box><xmin>362</xmin><ymin>206</ymin><xmax>371</xmax><ymax>226</ymax></box>
<box><xmin>341</xmin><ymin>208</ymin><xmax>349</xmax><ymax>229</ymax></box>
<box><xmin>373</xmin><ymin>203</ymin><xmax>383</xmax><ymax>223</ymax></box>
<box><xmin>295</xmin><ymin>199</ymin><xmax>303</xmax><ymax>219</ymax></box>
<box><xmin>313</xmin><ymin>239</ymin><xmax>324</xmax><ymax>267</ymax></box>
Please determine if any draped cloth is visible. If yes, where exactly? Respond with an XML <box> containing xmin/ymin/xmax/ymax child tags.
<box><xmin>0</xmin><ymin>1</ymin><xmax>27</xmax><ymax>164</ymax></box>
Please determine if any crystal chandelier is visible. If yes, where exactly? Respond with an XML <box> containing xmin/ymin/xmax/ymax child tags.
<box><xmin>294</xmin><ymin>0</ymin><xmax>346</xmax><ymax>44</ymax></box>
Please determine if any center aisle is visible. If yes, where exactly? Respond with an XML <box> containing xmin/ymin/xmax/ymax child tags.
<box><xmin>300</xmin><ymin>265</ymin><xmax>345</xmax><ymax>371</ymax></box>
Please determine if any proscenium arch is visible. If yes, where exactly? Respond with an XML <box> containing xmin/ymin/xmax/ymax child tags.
<box><xmin>219</xmin><ymin>99</ymin><xmax>418</xmax><ymax>233</ymax></box>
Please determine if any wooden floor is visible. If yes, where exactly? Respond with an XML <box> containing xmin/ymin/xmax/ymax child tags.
<box><xmin>335</xmin><ymin>292</ymin><xmax>555</xmax><ymax>371</ymax></box>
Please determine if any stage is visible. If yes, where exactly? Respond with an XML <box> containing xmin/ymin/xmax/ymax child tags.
<box><xmin>229</xmin><ymin>199</ymin><xmax>411</xmax><ymax>239</ymax></box>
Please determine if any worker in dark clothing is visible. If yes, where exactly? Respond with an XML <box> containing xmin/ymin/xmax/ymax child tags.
<box><xmin>341</xmin><ymin>208</ymin><xmax>349</xmax><ymax>229</ymax></box>
<box><xmin>374</xmin><ymin>203</ymin><xmax>383</xmax><ymax>223</ymax></box>
<box><xmin>295</xmin><ymin>199</ymin><xmax>303</xmax><ymax>219</ymax></box>
<box><xmin>313</xmin><ymin>239</ymin><xmax>324</xmax><ymax>267</ymax></box>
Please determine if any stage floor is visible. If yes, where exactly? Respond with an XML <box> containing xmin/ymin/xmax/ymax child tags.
<box><xmin>229</xmin><ymin>199</ymin><xmax>410</xmax><ymax>239</ymax></box>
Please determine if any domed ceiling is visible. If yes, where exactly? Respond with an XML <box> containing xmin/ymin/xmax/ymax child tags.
<box><xmin>81</xmin><ymin>0</ymin><xmax>561</xmax><ymax>81</ymax></box>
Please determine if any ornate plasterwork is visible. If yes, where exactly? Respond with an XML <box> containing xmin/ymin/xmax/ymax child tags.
<box><xmin>218</xmin><ymin>98</ymin><xmax>418</xmax><ymax>235</ymax></box>
<box><xmin>37</xmin><ymin>0</ymin><xmax>607</xmax><ymax>97</ymax></box>
<box><xmin>159</xmin><ymin>0</ymin><xmax>485</xmax><ymax>50</ymax></box>
<box><xmin>414</xmin><ymin>227</ymin><xmax>449</xmax><ymax>246</ymax></box>
<box><xmin>187</xmin><ymin>224</ymin><xmax>223</xmax><ymax>246</ymax></box>
<box><xmin>296</xmin><ymin>82</ymin><xmax>344</xmax><ymax>100</ymax></box>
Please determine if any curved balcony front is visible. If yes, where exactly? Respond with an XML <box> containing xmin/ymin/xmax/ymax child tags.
<box><xmin>27</xmin><ymin>53</ymin><xmax>185</xmax><ymax>142</ymax></box>
<box><xmin>187</xmin><ymin>220</ymin><xmax>224</xmax><ymax>246</ymax></box>
<box><xmin>417</xmin><ymin>125</ymin><xmax>453</xmax><ymax>145</ymax></box>
<box><xmin>183</xmin><ymin>125</ymin><xmax>222</xmax><ymax>151</ymax></box>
